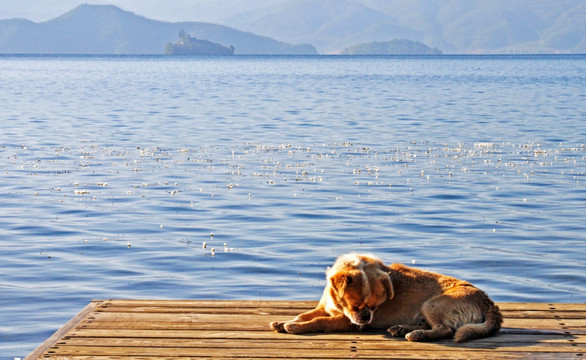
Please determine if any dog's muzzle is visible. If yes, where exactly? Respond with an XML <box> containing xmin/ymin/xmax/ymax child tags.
<box><xmin>354</xmin><ymin>308</ymin><xmax>373</xmax><ymax>325</ymax></box>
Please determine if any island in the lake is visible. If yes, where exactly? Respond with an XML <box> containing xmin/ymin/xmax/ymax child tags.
<box><xmin>165</xmin><ymin>30</ymin><xmax>235</xmax><ymax>55</ymax></box>
<box><xmin>341</xmin><ymin>39</ymin><xmax>442</xmax><ymax>55</ymax></box>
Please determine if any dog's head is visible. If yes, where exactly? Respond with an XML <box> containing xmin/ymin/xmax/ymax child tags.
<box><xmin>327</xmin><ymin>254</ymin><xmax>394</xmax><ymax>326</ymax></box>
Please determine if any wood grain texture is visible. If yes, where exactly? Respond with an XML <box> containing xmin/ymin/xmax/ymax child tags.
<box><xmin>26</xmin><ymin>300</ymin><xmax>585</xmax><ymax>359</ymax></box>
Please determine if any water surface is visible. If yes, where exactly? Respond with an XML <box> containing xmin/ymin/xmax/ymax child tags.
<box><xmin>0</xmin><ymin>55</ymin><xmax>585</xmax><ymax>358</ymax></box>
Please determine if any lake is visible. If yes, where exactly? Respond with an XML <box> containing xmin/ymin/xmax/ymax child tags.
<box><xmin>0</xmin><ymin>55</ymin><xmax>585</xmax><ymax>358</ymax></box>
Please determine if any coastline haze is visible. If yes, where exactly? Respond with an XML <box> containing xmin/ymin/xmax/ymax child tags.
<box><xmin>0</xmin><ymin>0</ymin><xmax>584</xmax><ymax>54</ymax></box>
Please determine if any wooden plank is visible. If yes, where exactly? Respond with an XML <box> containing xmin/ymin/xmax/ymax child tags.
<box><xmin>38</xmin><ymin>356</ymin><xmax>579</xmax><ymax>360</ymax></box>
<box><xmin>502</xmin><ymin>311</ymin><xmax>586</xmax><ymax>319</ymax></box>
<box><xmin>95</xmin><ymin>305</ymin><xmax>304</xmax><ymax>315</ymax></box>
<box><xmin>33</xmin><ymin>350</ymin><xmax>586</xmax><ymax>359</ymax></box>
<box><xmin>24</xmin><ymin>300</ymin><xmax>102</xmax><ymax>360</ymax></box>
<box><xmin>77</xmin><ymin>322</ymin><xmax>586</xmax><ymax>335</ymax></box>
<box><xmin>33</xmin><ymin>346</ymin><xmax>584</xmax><ymax>359</ymax></box>
<box><xmin>56</xmin><ymin>335</ymin><xmax>585</xmax><ymax>347</ymax></box>
<box><xmin>82</xmin><ymin>311</ymin><xmax>586</xmax><ymax>329</ymax></box>
<box><xmin>97</xmin><ymin>300</ymin><xmax>586</xmax><ymax>312</ymax></box>
<box><xmin>99</xmin><ymin>299</ymin><xmax>319</xmax><ymax>308</ymax></box>
<box><xmin>498</xmin><ymin>303</ymin><xmax>586</xmax><ymax>312</ymax></box>
<box><xmin>47</xmin><ymin>337</ymin><xmax>584</xmax><ymax>352</ymax></box>
<box><xmin>96</xmin><ymin>305</ymin><xmax>586</xmax><ymax>320</ymax></box>
<box><xmin>66</xmin><ymin>328</ymin><xmax>586</xmax><ymax>343</ymax></box>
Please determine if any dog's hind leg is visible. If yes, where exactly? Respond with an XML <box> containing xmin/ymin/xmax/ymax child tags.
<box><xmin>387</xmin><ymin>324</ymin><xmax>426</xmax><ymax>337</ymax></box>
<box><xmin>387</xmin><ymin>315</ymin><xmax>429</xmax><ymax>337</ymax></box>
<box><xmin>405</xmin><ymin>288</ymin><xmax>483</xmax><ymax>342</ymax></box>
<box><xmin>405</xmin><ymin>324</ymin><xmax>453</xmax><ymax>342</ymax></box>
<box><xmin>402</xmin><ymin>296</ymin><xmax>457</xmax><ymax>341</ymax></box>
<box><xmin>405</xmin><ymin>296</ymin><xmax>454</xmax><ymax>341</ymax></box>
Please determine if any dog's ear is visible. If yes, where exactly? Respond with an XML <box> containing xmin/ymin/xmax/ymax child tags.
<box><xmin>380</xmin><ymin>271</ymin><xmax>394</xmax><ymax>300</ymax></box>
<box><xmin>330</xmin><ymin>273</ymin><xmax>353</xmax><ymax>296</ymax></box>
<box><xmin>375</xmin><ymin>262</ymin><xmax>394</xmax><ymax>299</ymax></box>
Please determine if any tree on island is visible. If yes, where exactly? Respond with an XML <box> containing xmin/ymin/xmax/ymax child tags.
<box><xmin>165</xmin><ymin>29</ymin><xmax>235</xmax><ymax>55</ymax></box>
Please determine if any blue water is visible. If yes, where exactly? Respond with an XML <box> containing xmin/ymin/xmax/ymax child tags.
<box><xmin>0</xmin><ymin>55</ymin><xmax>585</xmax><ymax>358</ymax></box>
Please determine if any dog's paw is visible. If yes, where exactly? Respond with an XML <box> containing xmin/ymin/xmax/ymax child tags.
<box><xmin>283</xmin><ymin>322</ymin><xmax>305</xmax><ymax>334</ymax></box>
<box><xmin>405</xmin><ymin>329</ymin><xmax>426</xmax><ymax>342</ymax></box>
<box><xmin>270</xmin><ymin>321</ymin><xmax>287</xmax><ymax>333</ymax></box>
<box><xmin>387</xmin><ymin>325</ymin><xmax>408</xmax><ymax>337</ymax></box>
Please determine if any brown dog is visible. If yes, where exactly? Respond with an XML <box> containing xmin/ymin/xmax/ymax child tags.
<box><xmin>270</xmin><ymin>253</ymin><xmax>502</xmax><ymax>342</ymax></box>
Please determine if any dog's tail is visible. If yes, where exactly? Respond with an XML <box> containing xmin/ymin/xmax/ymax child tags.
<box><xmin>454</xmin><ymin>302</ymin><xmax>503</xmax><ymax>343</ymax></box>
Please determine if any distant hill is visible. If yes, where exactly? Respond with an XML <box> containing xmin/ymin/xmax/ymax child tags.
<box><xmin>341</xmin><ymin>39</ymin><xmax>442</xmax><ymax>55</ymax></box>
<box><xmin>224</xmin><ymin>0</ymin><xmax>420</xmax><ymax>53</ymax></box>
<box><xmin>0</xmin><ymin>4</ymin><xmax>317</xmax><ymax>55</ymax></box>
<box><xmin>224</xmin><ymin>0</ymin><xmax>586</xmax><ymax>54</ymax></box>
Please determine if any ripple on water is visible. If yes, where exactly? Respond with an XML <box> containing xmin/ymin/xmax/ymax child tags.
<box><xmin>1</xmin><ymin>56</ymin><xmax>585</xmax><ymax>358</ymax></box>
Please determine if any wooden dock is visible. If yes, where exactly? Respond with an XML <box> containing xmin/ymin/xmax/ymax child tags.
<box><xmin>26</xmin><ymin>300</ymin><xmax>584</xmax><ymax>359</ymax></box>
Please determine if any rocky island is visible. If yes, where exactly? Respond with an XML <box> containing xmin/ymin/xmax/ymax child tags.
<box><xmin>165</xmin><ymin>30</ymin><xmax>235</xmax><ymax>55</ymax></box>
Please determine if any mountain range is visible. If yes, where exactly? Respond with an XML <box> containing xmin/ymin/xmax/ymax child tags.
<box><xmin>0</xmin><ymin>4</ymin><xmax>316</xmax><ymax>55</ymax></box>
<box><xmin>0</xmin><ymin>1</ymin><xmax>584</xmax><ymax>55</ymax></box>
<box><xmin>224</xmin><ymin>0</ymin><xmax>586</xmax><ymax>53</ymax></box>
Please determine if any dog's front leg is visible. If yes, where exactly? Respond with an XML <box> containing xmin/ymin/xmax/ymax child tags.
<box><xmin>270</xmin><ymin>307</ymin><xmax>329</xmax><ymax>333</ymax></box>
<box><xmin>284</xmin><ymin>314</ymin><xmax>352</xmax><ymax>334</ymax></box>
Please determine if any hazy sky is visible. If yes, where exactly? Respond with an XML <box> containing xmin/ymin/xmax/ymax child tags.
<box><xmin>0</xmin><ymin>0</ymin><xmax>287</xmax><ymax>22</ymax></box>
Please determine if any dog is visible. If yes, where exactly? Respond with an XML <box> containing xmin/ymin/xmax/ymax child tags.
<box><xmin>270</xmin><ymin>253</ymin><xmax>502</xmax><ymax>342</ymax></box>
